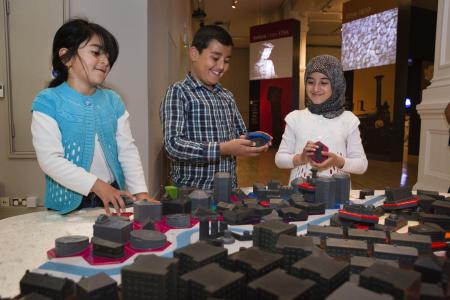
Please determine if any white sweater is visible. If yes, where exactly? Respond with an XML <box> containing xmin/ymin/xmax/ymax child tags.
<box><xmin>275</xmin><ymin>109</ymin><xmax>368</xmax><ymax>183</ymax></box>
<box><xmin>31</xmin><ymin>111</ymin><xmax>148</xmax><ymax>196</ymax></box>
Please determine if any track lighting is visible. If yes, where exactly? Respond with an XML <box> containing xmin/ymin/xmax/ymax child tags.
<box><xmin>232</xmin><ymin>0</ymin><xmax>238</xmax><ymax>9</ymax></box>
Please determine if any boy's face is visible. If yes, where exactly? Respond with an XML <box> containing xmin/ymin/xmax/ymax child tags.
<box><xmin>190</xmin><ymin>39</ymin><xmax>232</xmax><ymax>89</ymax></box>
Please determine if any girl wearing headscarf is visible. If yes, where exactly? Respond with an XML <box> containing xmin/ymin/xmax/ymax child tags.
<box><xmin>275</xmin><ymin>55</ymin><xmax>368</xmax><ymax>183</ymax></box>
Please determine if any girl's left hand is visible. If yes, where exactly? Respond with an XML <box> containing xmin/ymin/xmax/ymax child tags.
<box><xmin>310</xmin><ymin>151</ymin><xmax>345</xmax><ymax>170</ymax></box>
<box><xmin>135</xmin><ymin>192</ymin><xmax>160</xmax><ymax>203</ymax></box>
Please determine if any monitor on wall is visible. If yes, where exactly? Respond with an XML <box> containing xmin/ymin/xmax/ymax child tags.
<box><xmin>341</xmin><ymin>7</ymin><xmax>398</xmax><ymax>71</ymax></box>
<box><xmin>249</xmin><ymin>37</ymin><xmax>293</xmax><ymax>80</ymax></box>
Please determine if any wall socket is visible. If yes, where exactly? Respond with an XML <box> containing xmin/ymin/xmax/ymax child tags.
<box><xmin>11</xmin><ymin>197</ymin><xmax>21</xmax><ymax>206</ymax></box>
<box><xmin>0</xmin><ymin>197</ymin><xmax>10</xmax><ymax>207</ymax></box>
<box><xmin>11</xmin><ymin>197</ymin><xmax>27</xmax><ymax>207</ymax></box>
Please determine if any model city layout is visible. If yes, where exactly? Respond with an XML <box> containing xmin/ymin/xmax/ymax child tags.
<box><xmin>12</xmin><ymin>171</ymin><xmax>450</xmax><ymax>299</ymax></box>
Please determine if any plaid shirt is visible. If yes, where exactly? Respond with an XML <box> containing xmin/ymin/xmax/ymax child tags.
<box><xmin>160</xmin><ymin>73</ymin><xmax>247</xmax><ymax>189</ymax></box>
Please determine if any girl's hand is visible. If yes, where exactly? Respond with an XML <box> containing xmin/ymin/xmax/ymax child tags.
<box><xmin>135</xmin><ymin>192</ymin><xmax>160</xmax><ymax>204</ymax></box>
<box><xmin>91</xmin><ymin>179</ymin><xmax>135</xmax><ymax>215</ymax></box>
<box><xmin>310</xmin><ymin>151</ymin><xmax>345</xmax><ymax>170</ymax></box>
<box><xmin>293</xmin><ymin>140</ymin><xmax>317</xmax><ymax>166</ymax></box>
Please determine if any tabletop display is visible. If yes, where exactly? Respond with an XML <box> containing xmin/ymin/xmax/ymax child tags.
<box><xmin>1</xmin><ymin>171</ymin><xmax>449</xmax><ymax>299</ymax></box>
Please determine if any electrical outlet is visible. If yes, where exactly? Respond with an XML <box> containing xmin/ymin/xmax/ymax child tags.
<box><xmin>11</xmin><ymin>197</ymin><xmax>21</xmax><ymax>207</ymax></box>
<box><xmin>26</xmin><ymin>196</ymin><xmax>38</xmax><ymax>208</ymax></box>
<box><xmin>0</xmin><ymin>197</ymin><xmax>10</xmax><ymax>207</ymax></box>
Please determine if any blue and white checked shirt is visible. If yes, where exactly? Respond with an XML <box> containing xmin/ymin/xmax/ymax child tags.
<box><xmin>160</xmin><ymin>73</ymin><xmax>247</xmax><ymax>189</ymax></box>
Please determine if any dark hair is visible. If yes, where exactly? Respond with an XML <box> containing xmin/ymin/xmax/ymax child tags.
<box><xmin>191</xmin><ymin>25</ymin><xmax>233</xmax><ymax>53</ymax></box>
<box><xmin>49</xmin><ymin>18</ymin><xmax>119</xmax><ymax>88</ymax></box>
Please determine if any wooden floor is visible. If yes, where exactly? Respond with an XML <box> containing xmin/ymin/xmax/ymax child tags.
<box><xmin>237</xmin><ymin>148</ymin><xmax>418</xmax><ymax>190</ymax></box>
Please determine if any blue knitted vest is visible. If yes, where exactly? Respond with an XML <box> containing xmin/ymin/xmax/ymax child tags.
<box><xmin>32</xmin><ymin>82</ymin><xmax>126</xmax><ymax>214</ymax></box>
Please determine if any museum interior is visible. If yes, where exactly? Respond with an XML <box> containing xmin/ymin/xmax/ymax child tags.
<box><xmin>0</xmin><ymin>0</ymin><xmax>449</xmax><ymax>299</ymax></box>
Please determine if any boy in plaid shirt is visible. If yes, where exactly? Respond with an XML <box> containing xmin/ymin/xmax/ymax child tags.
<box><xmin>161</xmin><ymin>25</ymin><xmax>269</xmax><ymax>189</ymax></box>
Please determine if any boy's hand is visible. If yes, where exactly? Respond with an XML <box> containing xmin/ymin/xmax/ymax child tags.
<box><xmin>91</xmin><ymin>179</ymin><xmax>135</xmax><ymax>215</ymax></box>
<box><xmin>135</xmin><ymin>192</ymin><xmax>160</xmax><ymax>204</ymax></box>
<box><xmin>220</xmin><ymin>137</ymin><xmax>268</xmax><ymax>157</ymax></box>
<box><xmin>310</xmin><ymin>151</ymin><xmax>345</xmax><ymax>170</ymax></box>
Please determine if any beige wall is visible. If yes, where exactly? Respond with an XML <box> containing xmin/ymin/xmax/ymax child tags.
<box><xmin>0</xmin><ymin>3</ymin><xmax>46</xmax><ymax>202</ymax></box>
<box><xmin>220</xmin><ymin>48</ymin><xmax>250</xmax><ymax>127</ymax></box>
<box><xmin>353</xmin><ymin>64</ymin><xmax>396</xmax><ymax>120</ymax></box>
<box><xmin>306</xmin><ymin>46</ymin><xmax>341</xmax><ymax>63</ymax></box>
<box><xmin>0</xmin><ymin>0</ymin><xmax>191</xmax><ymax>202</ymax></box>
<box><xmin>148</xmin><ymin>0</ymin><xmax>191</xmax><ymax>190</ymax></box>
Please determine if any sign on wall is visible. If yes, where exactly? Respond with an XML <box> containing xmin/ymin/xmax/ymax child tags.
<box><xmin>249</xmin><ymin>19</ymin><xmax>300</xmax><ymax>146</ymax></box>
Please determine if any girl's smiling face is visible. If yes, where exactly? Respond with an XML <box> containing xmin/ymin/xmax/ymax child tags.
<box><xmin>64</xmin><ymin>34</ymin><xmax>110</xmax><ymax>95</ymax></box>
<box><xmin>306</xmin><ymin>72</ymin><xmax>332</xmax><ymax>104</ymax></box>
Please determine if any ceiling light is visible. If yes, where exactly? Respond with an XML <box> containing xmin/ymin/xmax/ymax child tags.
<box><xmin>232</xmin><ymin>0</ymin><xmax>238</xmax><ymax>9</ymax></box>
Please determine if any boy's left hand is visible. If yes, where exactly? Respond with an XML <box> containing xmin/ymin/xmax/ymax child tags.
<box><xmin>310</xmin><ymin>151</ymin><xmax>345</xmax><ymax>170</ymax></box>
<box><xmin>134</xmin><ymin>192</ymin><xmax>160</xmax><ymax>203</ymax></box>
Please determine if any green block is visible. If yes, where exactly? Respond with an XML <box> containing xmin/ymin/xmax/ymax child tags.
<box><xmin>165</xmin><ymin>185</ymin><xmax>178</xmax><ymax>200</ymax></box>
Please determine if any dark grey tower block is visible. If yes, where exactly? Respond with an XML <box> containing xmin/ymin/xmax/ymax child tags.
<box><xmin>174</xmin><ymin>241</ymin><xmax>228</xmax><ymax>274</ymax></box>
<box><xmin>247</xmin><ymin>269</ymin><xmax>317</xmax><ymax>300</ymax></box>
<box><xmin>121</xmin><ymin>254</ymin><xmax>178</xmax><ymax>300</ymax></box>
<box><xmin>188</xmin><ymin>190</ymin><xmax>210</xmax><ymax>212</ymax></box>
<box><xmin>76</xmin><ymin>272</ymin><xmax>118</xmax><ymax>300</ymax></box>
<box><xmin>179</xmin><ymin>263</ymin><xmax>245</xmax><ymax>300</ymax></box>
<box><xmin>214</xmin><ymin>172</ymin><xmax>232</xmax><ymax>203</ymax></box>
<box><xmin>130</xmin><ymin>230</ymin><xmax>167</xmax><ymax>250</ymax></box>
<box><xmin>253</xmin><ymin>220</ymin><xmax>297</xmax><ymax>252</ymax></box>
<box><xmin>133</xmin><ymin>199</ymin><xmax>162</xmax><ymax>222</ymax></box>
<box><xmin>333</xmin><ymin>173</ymin><xmax>351</xmax><ymax>205</ymax></box>
<box><xmin>54</xmin><ymin>235</ymin><xmax>89</xmax><ymax>257</ymax></box>
<box><xmin>93</xmin><ymin>214</ymin><xmax>132</xmax><ymax>244</ymax></box>
<box><xmin>20</xmin><ymin>271</ymin><xmax>75</xmax><ymax>300</ymax></box>
<box><xmin>166</xmin><ymin>214</ymin><xmax>191</xmax><ymax>228</ymax></box>
<box><xmin>289</xmin><ymin>255</ymin><xmax>350</xmax><ymax>298</ymax></box>
<box><xmin>225</xmin><ymin>247</ymin><xmax>283</xmax><ymax>282</ymax></box>
<box><xmin>315</xmin><ymin>177</ymin><xmax>337</xmax><ymax>209</ymax></box>
<box><xmin>359</xmin><ymin>263</ymin><xmax>421</xmax><ymax>299</ymax></box>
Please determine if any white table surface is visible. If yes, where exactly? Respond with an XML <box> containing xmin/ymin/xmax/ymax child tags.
<box><xmin>0</xmin><ymin>189</ymin><xmax>443</xmax><ymax>298</ymax></box>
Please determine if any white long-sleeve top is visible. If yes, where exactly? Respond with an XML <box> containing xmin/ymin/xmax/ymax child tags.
<box><xmin>31</xmin><ymin>111</ymin><xmax>148</xmax><ymax>196</ymax></box>
<box><xmin>275</xmin><ymin>109</ymin><xmax>368</xmax><ymax>183</ymax></box>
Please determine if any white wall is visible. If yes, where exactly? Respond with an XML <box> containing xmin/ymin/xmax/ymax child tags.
<box><xmin>415</xmin><ymin>0</ymin><xmax>450</xmax><ymax>192</ymax></box>
<box><xmin>148</xmin><ymin>0</ymin><xmax>191</xmax><ymax>193</ymax></box>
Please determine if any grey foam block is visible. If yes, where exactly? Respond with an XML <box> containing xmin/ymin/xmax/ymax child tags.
<box><xmin>188</xmin><ymin>190</ymin><xmax>210</xmax><ymax>211</ymax></box>
<box><xmin>130</xmin><ymin>230</ymin><xmax>167</xmax><ymax>250</ymax></box>
<box><xmin>93</xmin><ymin>214</ymin><xmax>132</xmax><ymax>244</ymax></box>
<box><xmin>166</xmin><ymin>214</ymin><xmax>190</xmax><ymax>228</ymax></box>
<box><xmin>133</xmin><ymin>199</ymin><xmax>162</xmax><ymax>222</ymax></box>
<box><xmin>55</xmin><ymin>235</ymin><xmax>89</xmax><ymax>257</ymax></box>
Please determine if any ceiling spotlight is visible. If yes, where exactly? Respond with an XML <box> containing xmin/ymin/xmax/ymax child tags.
<box><xmin>232</xmin><ymin>0</ymin><xmax>238</xmax><ymax>9</ymax></box>
<box><xmin>192</xmin><ymin>0</ymin><xmax>207</xmax><ymax>19</ymax></box>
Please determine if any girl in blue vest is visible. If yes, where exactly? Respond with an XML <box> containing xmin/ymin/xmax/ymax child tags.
<box><xmin>31</xmin><ymin>19</ymin><xmax>154</xmax><ymax>214</ymax></box>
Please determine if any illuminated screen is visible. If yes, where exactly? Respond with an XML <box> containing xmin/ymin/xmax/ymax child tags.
<box><xmin>249</xmin><ymin>37</ymin><xmax>293</xmax><ymax>80</ymax></box>
<box><xmin>342</xmin><ymin>8</ymin><xmax>398</xmax><ymax>71</ymax></box>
